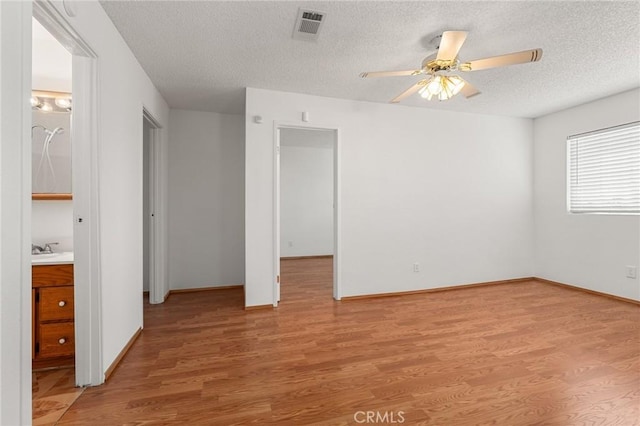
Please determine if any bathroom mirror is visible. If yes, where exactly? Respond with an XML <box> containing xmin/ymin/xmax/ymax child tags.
<box><xmin>31</xmin><ymin>90</ymin><xmax>72</xmax><ymax>200</ymax></box>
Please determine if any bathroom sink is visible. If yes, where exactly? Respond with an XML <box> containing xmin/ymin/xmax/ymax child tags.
<box><xmin>32</xmin><ymin>251</ymin><xmax>74</xmax><ymax>265</ymax></box>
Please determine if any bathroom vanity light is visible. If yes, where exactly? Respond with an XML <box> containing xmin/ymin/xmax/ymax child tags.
<box><xmin>55</xmin><ymin>97</ymin><xmax>72</xmax><ymax>110</ymax></box>
<box><xmin>30</xmin><ymin>96</ymin><xmax>43</xmax><ymax>108</ymax></box>
<box><xmin>31</xmin><ymin>90</ymin><xmax>72</xmax><ymax>112</ymax></box>
<box><xmin>40</xmin><ymin>101</ymin><xmax>53</xmax><ymax>112</ymax></box>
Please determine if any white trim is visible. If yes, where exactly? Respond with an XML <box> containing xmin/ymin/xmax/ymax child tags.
<box><xmin>71</xmin><ymin>54</ymin><xmax>103</xmax><ymax>386</ymax></box>
<box><xmin>147</xmin><ymin>120</ymin><xmax>156</xmax><ymax>304</ymax></box>
<box><xmin>0</xmin><ymin>1</ymin><xmax>33</xmax><ymax>423</ymax></box>
<box><xmin>273</xmin><ymin>126</ymin><xmax>281</xmax><ymax>306</ymax></box>
<box><xmin>142</xmin><ymin>109</ymin><xmax>166</xmax><ymax>305</ymax></box>
<box><xmin>33</xmin><ymin>0</ymin><xmax>103</xmax><ymax>387</ymax></box>
<box><xmin>273</xmin><ymin>122</ymin><xmax>342</xmax><ymax>304</ymax></box>
<box><xmin>333</xmin><ymin>129</ymin><xmax>342</xmax><ymax>300</ymax></box>
<box><xmin>33</xmin><ymin>0</ymin><xmax>94</xmax><ymax>57</ymax></box>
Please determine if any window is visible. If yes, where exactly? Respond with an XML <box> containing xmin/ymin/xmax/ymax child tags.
<box><xmin>567</xmin><ymin>121</ymin><xmax>640</xmax><ymax>214</ymax></box>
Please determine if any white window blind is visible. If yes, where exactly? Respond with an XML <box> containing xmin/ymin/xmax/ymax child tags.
<box><xmin>567</xmin><ymin>121</ymin><xmax>640</xmax><ymax>214</ymax></box>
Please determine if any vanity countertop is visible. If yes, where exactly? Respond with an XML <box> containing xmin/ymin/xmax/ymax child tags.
<box><xmin>32</xmin><ymin>252</ymin><xmax>74</xmax><ymax>265</ymax></box>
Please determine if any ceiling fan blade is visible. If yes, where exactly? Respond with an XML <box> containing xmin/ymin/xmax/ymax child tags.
<box><xmin>360</xmin><ymin>70</ymin><xmax>422</xmax><ymax>78</ymax></box>
<box><xmin>459</xmin><ymin>78</ymin><xmax>481</xmax><ymax>98</ymax></box>
<box><xmin>390</xmin><ymin>80</ymin><xmax>426</xmax><ymax>103</ymax></box>
<box><xmin>462</xmin><ymin>48</ymin><xmax>543</xmax><ymax>71</ymax></box>
<box><xmin>436</xmin><ymin>31</ymin><xmax>468</xmax><ymax>62</ymax></box>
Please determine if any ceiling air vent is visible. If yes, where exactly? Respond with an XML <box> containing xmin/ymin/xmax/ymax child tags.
<box><xmin>293</xmin><ymin>9</ymin><xmax>326</xmax><ymax>41</ymax></box>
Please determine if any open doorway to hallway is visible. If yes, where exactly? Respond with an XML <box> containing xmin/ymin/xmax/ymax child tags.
<box><xmin>277</xmin><ymin>127</ymin><xmax>337</xmax><ymax>303</ymax></box>
<box><xmin>143</xmin><ymin>111</ymin><xmax>162</xmax><ymax>308</ymax></box>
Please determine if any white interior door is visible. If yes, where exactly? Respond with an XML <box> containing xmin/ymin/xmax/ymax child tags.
<box><xmin>1</xmin><ymin>2</ymin><xmax>33</xmax><ymax>423</ymax></box>
<box><xmin>274</xmin><ymin>127</ymin><xmax>282</xmax><ymax>304</ymax></box>
<box><xmin>143</xmin><ymin>110</ymin><xmax>164</xmax><ymax>305</ymax></box>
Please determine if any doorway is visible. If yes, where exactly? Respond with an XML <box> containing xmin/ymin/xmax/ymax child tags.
<box><xmin>30</xmin><ymin>16</ymin><xmax>83</xmax><ymax>424</ymax></box>
<box><xmin>143</xmin><ymin>110</ymin><xmax>163</xmax><ymax>306</ymax></box>
<box><xmin>30</xmin><ymin>17</ymin><xmax>74</xmax><ymax>365</ymax></box>
<box><xmin>32</xmin><ymin>0</ymin><xmax>102</xmax><ymax>391</ymax></box>
<box><xmin>274</xmin><ymin>126</ymin><xmax>340</xmax><ymax>304</ymax></box>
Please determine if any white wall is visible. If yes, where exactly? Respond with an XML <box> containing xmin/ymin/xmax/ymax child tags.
<box><xmin>280</xmin><ymin>128</ymin><xmax>334</xmax><ymax>257</ymax></box>
<box><xmin>246</xmin><ymin>88</ymin><xmax>534</xmax><ymax>306</ymax></box>
<box><xmin>168</xmin><ymin>109</ymin><xmax>245</xmax><ymax>290</ymax></box>
<box><xmin>32</xmin><ymin>200</ymin><xmax>73</xmax><ymax>252</ymax></box>
<box><xmin>50</xmin><ymin>0</ymin><xmax>171</xmax><ymax>375</ymax></box>
<box><xmin>533</xmin><ymin>89</ymin><xmax>640</xmax><ymax>301</ymax></box>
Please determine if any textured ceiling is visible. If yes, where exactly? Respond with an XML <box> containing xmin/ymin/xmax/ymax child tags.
<box><xmin>100</xmin><ymin>1</ymin><xmax>640</xmax><ymax>118</ymax></box>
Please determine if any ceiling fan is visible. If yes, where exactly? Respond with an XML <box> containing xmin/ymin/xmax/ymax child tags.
<box><xmin>360</xmin><ymin>31</ymin><xmax>543</xmax><ymax>103</ymax></box>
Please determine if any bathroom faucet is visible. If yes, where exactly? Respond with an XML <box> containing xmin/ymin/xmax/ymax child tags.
<box><xmin>42</xmin><ymin>242</ymin><xmax>59</xmax><ymax>254</ymax></box>
<box><xmin>32</xmin><ymin>242</ymin><xmax>58</xmax><ymax>254</ymax></box>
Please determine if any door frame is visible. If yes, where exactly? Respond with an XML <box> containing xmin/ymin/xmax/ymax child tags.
<box><xmin>32</xmin><ymin>0</ymin><xmax>103</xmax><ymax>387</ymax></box>
<box><xmin>1</xmin><ymin>1</ymin><xmax>34</xmax><ymax>422</ymax></box>
<box><xmin>142</xmin><ymin>109</ymin><xmax>165</xmax><ymax>304</ymax></box>
<box><xmin>273</xmin><ymin>123</ymin><xmax>342</xmax><ymax>305</ymax></box>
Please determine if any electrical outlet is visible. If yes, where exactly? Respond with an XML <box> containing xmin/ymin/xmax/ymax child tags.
<box><xmin>626</xmin><ymin>266</ymin><xmax>637</xmax><ymax>279</ymax></box>
<box><xmin>288</xmin><ymin>241</ymin><xmax>293</xmax><ymax>247</ymax></box>
<box><xmin>413</xmin><ymin>263</ymin><xmax>420</xmax><ymax>273</ymax></box>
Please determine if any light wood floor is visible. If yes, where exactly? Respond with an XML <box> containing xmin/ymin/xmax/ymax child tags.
<box><xmin>56</xmin><ymin>258</ymin><xmax>639</xmax><ymax>425</ymax></box>
<box><xmin>33</xmin><ymin>367</ymin><xmax>84</xmax><ymax>426</ymax></box>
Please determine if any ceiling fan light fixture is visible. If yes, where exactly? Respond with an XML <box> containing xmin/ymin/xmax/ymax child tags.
<box><xmin>427</xmin><ymin>75</ymin><xmax>442</xmax><ymax>94</ymax></box>
<box><xmin>419</xmin><ymin>87</ymin><xmax>435</xmax><ymax>101</ymax></box>
<box><xmin>361</xmin><ymin>30</ymin><xmax>542</xmax><ymax>104</ymax></box>
<box><xmin>419</xmin><ymin>74</ymin><xmax>466</xmax><ymax>101</ymax></box>
<box><xmin>446</xmin><ymin>75</ymin><xmax>465</xmax><ymax>96</ymax></box>
<box><xmin>419</xmin><ymin>75</ymin><xmax>440</xmax><ymax>99</ymax></box>
<box><xmin>418</xmin><ymin>85</ymin><xmax>431</xmax><ymax>100</ymax></box>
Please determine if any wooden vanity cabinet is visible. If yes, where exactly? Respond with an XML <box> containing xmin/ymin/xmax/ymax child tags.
<box><xmin>32</xmin><ymin>264</ymin><xmax>75</xmax><ymax>369</ymax></box>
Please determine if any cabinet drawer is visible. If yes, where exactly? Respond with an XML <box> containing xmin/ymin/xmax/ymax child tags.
<box><xmin>39</xmin><ymin>286</ymin><xmax>74</xmax><ymax>321</ymax></box>
<box><xmin>33</xmin><ymin>264</ymin><xmax>73</xmax><ymax>287</ymax></box>
<box><xmin>38</xmin><ymin>322</ymin><xmax>74</xmax><ymax>358</ymax></box>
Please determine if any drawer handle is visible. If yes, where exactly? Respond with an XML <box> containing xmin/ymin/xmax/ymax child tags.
<box><xmin>58</xmin><ymin>337</ymin><xmax>67</xmax><ymax>345</ymax></box>
<box><xmin>58</xmin><ymin>300</ymin><xmax>66</xmax><ymax>307</ymax></box>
